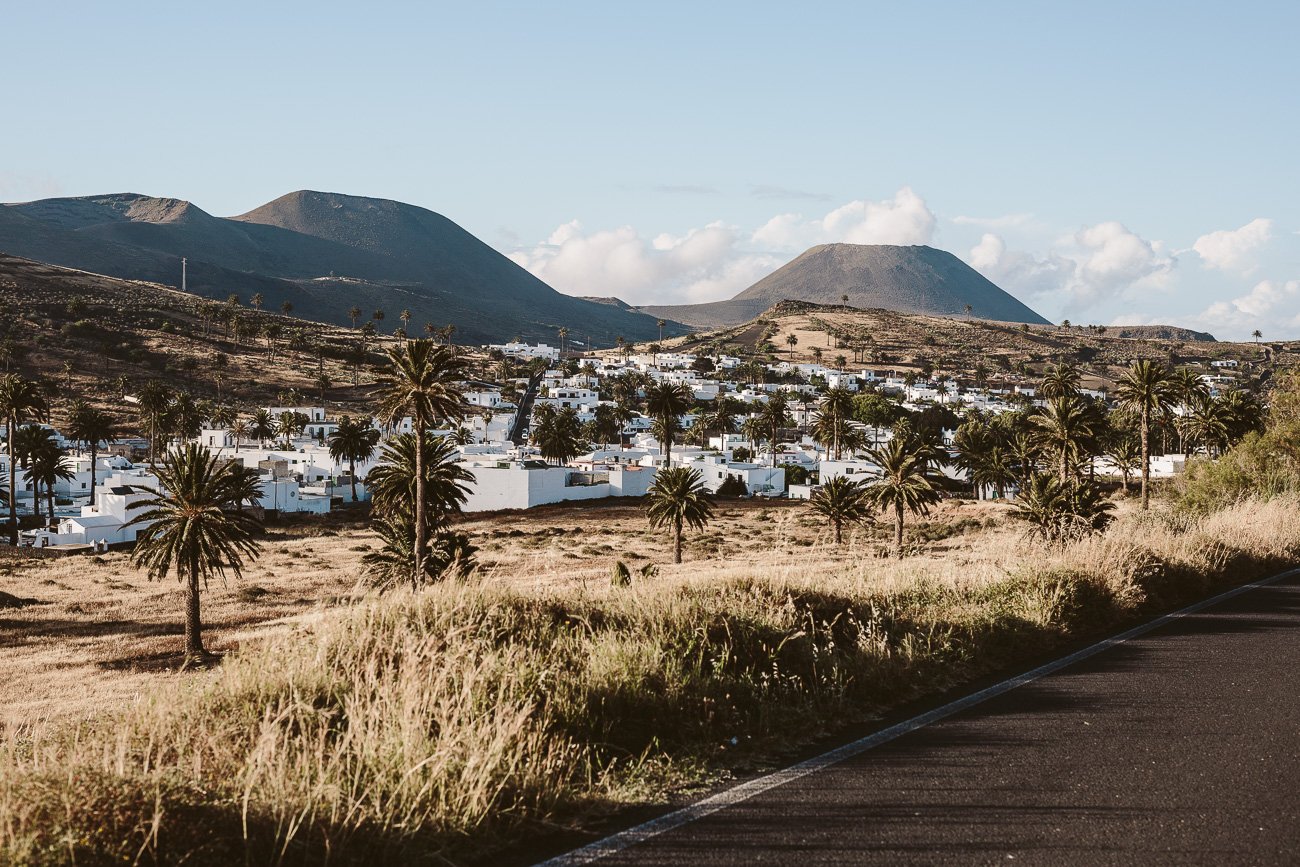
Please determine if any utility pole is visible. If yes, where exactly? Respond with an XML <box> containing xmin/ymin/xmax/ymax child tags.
<box><xmin>181</xmin><ymin>257</ymin><xmax>187</xmax><ymax>292</ymax></box>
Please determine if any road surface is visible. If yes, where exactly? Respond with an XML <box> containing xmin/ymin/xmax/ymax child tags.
<box><xmin>547</xmin><ymin>571</ymin><xmax>1300</xmax><ymax>865</ymax></box>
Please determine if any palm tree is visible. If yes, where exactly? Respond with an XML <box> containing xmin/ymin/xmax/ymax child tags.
<box><xmin>66</xmin><ymin>401</ymin><xmax>115</xmax><ymax>507</ymax></box>
<box><xmin>532</xmin><ymin>404</ymin><xmax>584</xmax><ymax>465</ymax></box>
<box><xmin>1039</xmin><ymin>362</ymin><xmax>1081</xmax><ymax>398</ymax></box>
<box><xmin>785</xmin><ymin>333</ymin><xmax>798</xmax><ymax>358</ymax></box>
<box><xmin>589</xmin><ymin>403</ymin><xmax>624</xmax><ymax>447</ymax></box>
<box><xmin>1115</xmin><ymin>360</ymin><xmax>1173</xmax><ymax>510</ymax></box>
<box><xmin>816</xmin><ymin>387</ymin><xmax>855</xmax><ymax>459</ymax></box>
<box><xmin>375</xmin><ymin>340</ymin><xmax>467</xmax><ymax>588</ymax></box>
<box><xmin>645</xmin><ymin>466</ymin><xmax>715</xmax><ymax>564</ymax></box>
<box><xmin>1253</xmin><ymin>329</ymin><xmax>1262</xmax><ymax>344</ymax></box>
<box><xmin>657</xmin><ymin>319</ymin><xmax>666</xmax><ymax>343</ymax></box>
<box><xmin>27</xmin><ymin>430</ymin><xmax>72</xmax><ymax>523</ymax></box>
<box><xmin>1106</xmin><ymin>434</ymin><xmax>1142</xmax><ymax>492</ymax></box>
<box><xmin>125</xmin><ymin>444</ymin><xmax>262</xmax><ymax>663</ymax></box>
<box><xmin>280</xmin><ymin>300</ymin><xmax>294</xmax><ymax>316</ymax></box>
<box><xmin>0</xmin><ymin>374</ymin><xmax>47</xmax><ymax>544</ymax></box>
<box><xmin>741</xmin><ymin>415</ymin><xmax>767</xmax><ymax>459</ymax></box>
<box><xmin>1031</xmin><ymin>395</ymin><xmax>1098</xmax><ymax>483</ymax></box>
<box><xmin>399</xmin><ymin>309</ymin><xmax>412</xmax><ymax>340</ymax></box>
<box><xmin>644</xmin><ymin>381</ymin><xmax>694</xmax><ymax>467</ymax></box>
<box><xmin>249</xmin><ymin>409</ymin><xmax>275</xmax><ymax>448</ymax></box>
<box><xmin>558</xmin><ymin>326</ymin><xmax>569</xmax><ymax>357</ymax></box>
<box><xmin>368</xmin><ymin>433</ymin><xmax>474</xmax><ymax>520</ymax></box>
<box><xmin>230</xmin><ymin>418</ymin><xmax>249</xmax><ymax>453</ymax></box>
<box><xmin>864</xmin><ymin>437</ymin><xmax>942</xmax><ymax>558</ymax></box>
<box><xmin>809</xmin><ymin>476</ymin><xmax>872</xmax><ymax>546</ymax></box>
<box><xmin>136</xmin><ymin>381</ymin><xmax>172</xmax><ymax>463</ymax></box>
<box><xmin>329</xmin><ymin>416</ymin><xmax>380</xmax><ymax>503</ymax></box>
<box><xmin>758</xmin><ymin>392</ymin><xmax>793</xmax><ymax>469</ymax></box>
<box><xmin>348</xmin><ymin>306</ymin><xmax>363</xmax><ymax>330</ymax></box>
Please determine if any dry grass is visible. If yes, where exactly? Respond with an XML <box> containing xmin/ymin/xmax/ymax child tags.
<box><xmin>2</xmin><ymin>496</ymin><xmax>1298</xmax><ymax>864</ymax></box>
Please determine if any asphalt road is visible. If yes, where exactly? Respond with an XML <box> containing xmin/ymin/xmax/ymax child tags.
<box><xmin>551</xmin><ymin>572</ymin><xmax>1300</xmax><ymax>866</ymax></box>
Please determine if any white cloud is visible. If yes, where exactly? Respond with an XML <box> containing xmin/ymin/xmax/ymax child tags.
<box><xmin>1192</xmin><ymin>218</ymin><xmax>1273</xmax><ymax>271</ymax></box>
<box><xmin>508</xmin><ymin>219</ymin><xmax>781</xmax><ymax>306</ymax></box>
<box><xmin>511</xmin><ymin>187</ymin><xmax>935</xmax><ymax>305</ymax></box>
<box><xmin>1194</xmin><ymin>279</ymin><xmax>1300</xmax><ymax>336</ymax></box>
<box><xmin>752</xmin><ymin>187</ymin><xmax>936</xmax><ymax>250</ymax></box>
<box><xmin>966</xmin><ymin>222</ymin><xmax>1174</xmax><ymax>313</ymax></box>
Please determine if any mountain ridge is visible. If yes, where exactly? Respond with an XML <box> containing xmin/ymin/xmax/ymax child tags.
<box><xmin>640</xmin><ymin>243</ymin><xmax>1049</xmax><ymax>328</ymax></box>
<box><xmin>0</xmin><ymin>190</ymin><xmax>685</xmax><ymax>345</ymax></box>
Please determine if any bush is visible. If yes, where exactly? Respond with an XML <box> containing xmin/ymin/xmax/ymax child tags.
<box><xmin>716</xmin><ymin>475</ymin><xmax>749</xmax><ymax>497</ymax></box>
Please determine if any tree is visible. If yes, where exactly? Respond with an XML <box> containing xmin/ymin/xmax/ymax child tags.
<box><xmin>645</xmin><ymin>381</ymin><xmax>694</xmax><ymax>467</ymax></box>
<box><xmin>558</xmin><ymin>326</ymin><xmax>569</xmax><ymax>357</ymax></box>
<box><xmin>1253</xmin><ymin>329</ymin><xmax>1263</xmax><ymax>344</ymax></box>
<box><xmin>399</xmin><ymin>309</ymin><xmax>412</xmax><ymax>340</ymax></box>
<box><xmin>1039</xmin><ymin>362</ymin><xmax>1081</xmax><ymax>399</ymax></box>
<box><xmin>125</xmin><ymin>444</ymin><xmax>262</xmax><ymax>663</ymax></box>
<box><xmin>645</xmin><ymin>466</ymin><xmax>715</xmax><ymax>564</ymax></box>
<box><xmin>66</xmin><ymin>401</ymin><xmax>115</xmax><ymax>507</ymax></box>
<box><xmin>693</xmin><ymin>396</ymin><xmax>740</xmax><ymax>451</ymax></box>
<box><xmin>281</xmin><ymin>300</ymin><xmax>294</xmax><ymax>316</ymax></box>
<box><xmin>532</xmin><ymin>404</ymin><xmax>584</xmax><ymax>465</ymax></box>
<box><xmin>27</xmin><ymin>429</ymin><xmax>72</xmax><ymax>522</ymax></box>
<box><xmin>657</xmin><ymin>319</ymin><xmax>666</xmax><ymax>344</ymax></box>
<box><xmin>816</xmin><ymin>387</ymin><xmax>855</xmax><ymax>459</ymax></box>
<box><xmin>1011</xmin><ymin>473</ymin><xmax>1115</xmax><ymax>546</ymax></box>
<box><xmin>809</xmin><ymin>476</ymin><xmax>872</xmax><ymax>546</ymax></box>
<box><xmin>0</xmin><ymin>374</ymin><xmax>48</xmax><ymax>544</ymax></box>
<box><xmin>758</xmin><ymin>392</ymin><xmax>793</xmax><ymax>468</ymax></box>
<box><xmin>785</xmin><ymin>333</ymin><xmax>798</xmax><ymax>357</ymax></box>
<box><xmin>329</xmin><ymin>416</ymin><xmax>380</xmax><ymax>503</ymax></box>
<box><xmin>348</xmin><ymin>306</ymin><xmax>363</xmax><ymax>329</ymax></box>
<box><xmin>1031</xmin><ymin>395</ymin><xmax>1099</xmax><ymax>483</ymax></box>
<box><xmin>249</xmin><ymin>409</ymin><xmax>275</xmax><ymax>448</ymax></box>
<box><xmin>250</xmin><ymin>292</ymin><xmax>264</xmax><ymax>311</ymax></box>
<box><xmin>135</xmin><ymin>380</ymin><xmax>172</xmax><ymax>464</ymax></box>
<box><xmin>375</xmin><ymin>340</ymin><xmax>467</xmax><ymax>588</ymax></box>
<box><xmin>1115</xmin><ymin>360</ymin><xmax>1173</xmax><ymax>510</ymax></box>
<box><xmin>588</xmin><ymin>403</ymin><xmax>625</xmax><ymax>447</ymax></box>
<box><xmin>230</xmin><ymin>418</ymin><xmax>249</xmax><ymax>454</ymax></box>
<box><xmin>864</xmin><ymin>437</ymin><xmax>941</xmax><ymax>558</ymax></box>
<box><xmin>1106</xmin><ymin>434</ymin><xmax>1142</xmax><ymax>491</ymax></box>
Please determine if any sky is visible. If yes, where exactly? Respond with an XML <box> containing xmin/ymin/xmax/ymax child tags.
<box><xmin>4</xmin><ymin>1</ymin><xmax>1299</xmax><ymax>339</ymax></box>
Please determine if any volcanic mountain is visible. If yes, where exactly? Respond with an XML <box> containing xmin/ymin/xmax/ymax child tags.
<box><xmin>639</xmin><ymin>243</ymin><xmax>1050</xmax><ymax>328</ymax></box>
<box><xmin>0</xmin><ymin>190</ymin><xmax>682</xmax><ymax>345</ymax></box>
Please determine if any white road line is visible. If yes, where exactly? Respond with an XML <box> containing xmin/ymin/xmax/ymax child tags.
<box><xmin>537</xmin><ymin>568</ymin><xmax>1300</xmax><ymax>866</ymax></box>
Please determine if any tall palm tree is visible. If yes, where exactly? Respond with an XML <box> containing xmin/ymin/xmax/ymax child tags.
<box><xmin>375</xmin><ymin>340</ymin><xmax>467</xmax><ymax>588</ymax></box>
<box><xmin>367</xmin><ymin>433</ymin><xmax>475</xmax><ymax>528</ymax></box>
<box><xmin>248</xmin><ymin>409</ymin><xmax>275</xmax><ymax>448</ymax></box>
<box><xmin>28</xmin><ymin>430</ymin><xmax>72</xmax><ymax>523</ymax></box>
<box><xmin>329</xmin><ymin>416</ymin><xmax>380</xmax><ymax>503</ymax></box>
<box><xmin>1115</xmin><ymin>360</ymin><xmax>1173</xmax><ymax>510</ymax></box>
<box><xmin>0</xmin><ymin>374</ymin><xmax>47</xmax><ymax>544</ymax></box>
<box><xmin>644</xmin><ymin>381</ymin><xmax>694</xmax><ymax>467</ymax></box>
<box><xmin>817</xmin><ymin>387</ymin><xmax>856</xmax><ymax>459</ymax></box>
<box><xmin>645</xmin><ymin>466</ymin><xmax>715</xmax><ymax>564</ymax></box>
<box><xmin>230</xmin><ymin>418</ymin><xmax>249</xmax><ymax>453</ymax></box>
<box><xmin>864</xmin><ymin>437</ymin><xmax>942</xmax><ymax>558</ymax></box>
<box><xmin>1031</xmin><ymin>395</ymin><xmax>1098</xmax><ymax>483</ymax></box>
<box><xmin>758</xmin><ymin>392</ymin><xmax>793</xmax><ymax>469</ymax></box>
<box><xmin>694</xmin><ymin>396</ymin><xmax>740</xmax><ymax>451</ymax></box>
<box><xmin>809</xmin><ymin>476</ymin><xmax>873</xmax><ymax>546</ymax></box>
<box><xmin>134</xmin><ymin>380</ymin><xmax>172</xmax><ymax>464</ymax></box>
<box><xmin>66</xmin><ymin>401</ymin><xmax>115</xmax><ymax>507</ymax></box>
<box><xmin>125</xmin><ymin>444</ymin><xmax>262</xmax><ymax>663</ymax></box>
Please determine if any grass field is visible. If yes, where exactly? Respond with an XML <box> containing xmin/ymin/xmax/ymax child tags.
<box><xmin>4</xmin><ymin>493</ymin><xmax>1298</xmax><ymax>864</ymax></box>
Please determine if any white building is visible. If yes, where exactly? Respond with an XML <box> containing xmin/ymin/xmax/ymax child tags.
<box><xmin>457</xmin><ymin>459</ymin><xmax>656</xmax><ymax>511</ymax></box>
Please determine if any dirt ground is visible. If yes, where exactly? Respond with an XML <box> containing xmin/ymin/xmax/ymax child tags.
<box><xmin>0</xmin><ymin>497</ymin><xmax>1013</xmax><ymax>726</ymax></box>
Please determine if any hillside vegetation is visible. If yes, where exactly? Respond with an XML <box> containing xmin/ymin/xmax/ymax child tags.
<box><xmin>666</xmin><ymin>300</ymin><xmax>1280</xmax><ymax>390</ymax></box>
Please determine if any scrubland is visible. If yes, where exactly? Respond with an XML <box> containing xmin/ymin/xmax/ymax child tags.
<box><xmin>2</xmin><ymin>493</ymin><xmax>1298</xmax><ymax>865</ymax></box>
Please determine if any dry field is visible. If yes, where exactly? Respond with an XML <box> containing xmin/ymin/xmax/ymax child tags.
<box><xmin>0</xmin><ymin>497</ymin><xmax>1010</xmax><ymax>726</ymax></box>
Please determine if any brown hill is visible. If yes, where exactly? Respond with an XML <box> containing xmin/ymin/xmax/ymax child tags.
<box><xmin>1</xmin><ymin>191</ymin><xmax>685</xmax><ymax>346</ymax></box>
<box><xmin>640</xmin><ymin>243</ymin><xmax>1049</xmax><ymax>328</ymax></box>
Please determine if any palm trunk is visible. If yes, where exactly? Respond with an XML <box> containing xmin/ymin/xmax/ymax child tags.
<box><xmin>350</xmin><ymin>456</ymin><xmax>358</xmax><ymax>503</ymax></box>
<box><xmin>89</xmin><ymin>444</ymin><xmax>98</xmax><ymax>508</ymax></box>
<box><xmin>674</xmin><ymin>519</ymin><xmax>683</xmax><ymax>564</ymax></box>
<box><xmin>6</xmin><ymin>411</ymin><xmax>16</xmax><ymax>545</ymax></box>
<box><xmin>894</xmin><ymin>500</ymin><xmax>905</xmax><ymax>559</ymax></box>
<box><xmin>413</xmin><ymin>422</ymin><xmax>427</xmax><ymax>589</ymax></box>
<box><xmin>834</xmin><ymin>518</ymin><xmax>843</xmax><ymax>547</ymax></box>
<box><xmin>46</xmin><ymin>483</ymin><xmax>55</xmax><ymax>523</ymax></box>
<box><xmin>185</xmin><ymin>566</ymin><xmax>206</xmax><ymax>661</ymax></box>
<box><xmin>1140</xmin><ymin>409</ymin><xmax>1151</xmax><ymax>511</ymax></box>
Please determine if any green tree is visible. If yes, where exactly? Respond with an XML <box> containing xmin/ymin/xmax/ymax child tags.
<box><xmin>329</xmin><ymin>415</ymin><xmax>380</xmax><ymax>503</ymax></box>
<box><xmin>27</xmin><ymin>429</ymin><xmax>72</xmax><ymax>522</ymax></box>
<box><xmin>864</xmin><ymin>436</ymin><xmax>942</xmax><ymax>558</ymax></box>
<box><xmin>125</xmin><ymin>444</ymin><xmax>262</xmax><ymax>663</ymax></box>
<box><xmin>1031</xmin><ymin>395</ymin><xmax>1099</xmax><ymax>484</ymax></box>
<box><xmin>644</xmin><ymin>381</ymin><xmax>694</xmax><ymax>467</ymax></box>
<box><xmin>0</xmin><ymin>374</ymin><xmax>48</xmax><ymax>544</ymax></box>
<box><xmin>645</xmin><ymin>466</ymin><xmax>715</xmax><ymax>564</ymax></box>
<box><xmin>1039</xmin><ymin>362</ymin><xmax>1081</xmax><ymax>398</ymax></box>
<box><xmin>375</xmin><ymin>340</ymin><xmax>467</xmax><ymax>587</ymax></box>
<box><xmin>66</xmin><ymin>401</ymin><xmax>115</xmax><ymax>507</ymax></box>
<box><xmin>809</xmin><ymin>476</ymin><xmax>873</xmax><ymax>546</ymax></box>
<box><xmin>532</xmin><ymin>404</ymin><xmax>584</xmax><ymax>465</ymax></box>
<box><xmin>1115</xmin><ymin>360</ymin><xmax>1173</xmax><ymax>509</ymax></box>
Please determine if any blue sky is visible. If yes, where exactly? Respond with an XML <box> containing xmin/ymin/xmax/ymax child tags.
<box><xmin>5</xmin><ymin>1</ymin><xmax>1299</xmax><ymax>338</ymax></box>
